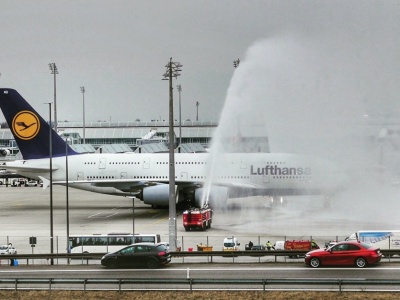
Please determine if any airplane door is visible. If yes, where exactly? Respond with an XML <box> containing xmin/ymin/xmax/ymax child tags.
<box><xmin>120</xmin><ymin>172</ymin><xmax>127</xmax><ymax>179</ymax></box>
<box><xmin>263</xmin><ymin>175</ymin><xmax>269</xmax><ymax>183</ymax></box>
<box><xmin>99</xmin><ymin>158</ymin><xmax>106</xmax><ymax>169</ymax></box>
<box><xmin>180</xmin><ymin>172</ymin><xmax>188</xmax><ymax>180</ymax></box>
<box><xmin>77</xmin><ymin>172</ymin><xmax>84</xmax><ymax>180</ymax></box>
<box><xmin>143</xmin><ymin>157</ymin><xmax>150</xmax><ymax>169</ymax></box>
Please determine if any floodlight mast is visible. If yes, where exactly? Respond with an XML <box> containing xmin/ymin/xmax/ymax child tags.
<box><xmin>177</xmin><ymin>84</ymin><xmax>182</xmax><ymax>146</ymax></box>
<box><xmin>162</xmin><ymin>58</ymin><xmax>182</xmax><ymax>251</ymax></box>
<box><xmin>80</xmin><ymin>86</ymin><xmax>86</xmax><ymax>144</ymax></box>
<box><xmin>48</xmin><ymin>63</ymin><xmax>58</xmax><ymax>132</ymax></box>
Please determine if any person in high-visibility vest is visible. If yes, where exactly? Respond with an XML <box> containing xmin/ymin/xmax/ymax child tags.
<box><xmin>266</xmin><ymin>241</ymin><xmax>272</xmax><ymax>250</ymax></box>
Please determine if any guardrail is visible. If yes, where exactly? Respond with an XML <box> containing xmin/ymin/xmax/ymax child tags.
<box><xmin>1</xmin><ymin>277</ymin><xmax>400</xmax><ymax>292</ymax></box>
<box><xmin>1</xmin><ymin>249</ymin><xmax>399</xmax><ymax>265</ymax></box>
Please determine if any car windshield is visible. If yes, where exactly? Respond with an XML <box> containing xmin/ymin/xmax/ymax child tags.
<box><xmin>224</xmin><ymin>243</ymin><xmax>235</xmax><ymax>247</ymax></box>
<box><xmin>0</xmin><ymin>246</ymin><xmax>8</xmax><ymax>250</ymax></box>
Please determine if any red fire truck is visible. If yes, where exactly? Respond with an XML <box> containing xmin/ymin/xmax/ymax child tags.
<box><xmin>284</xmin><ymin>240</ymin><xmax>320</xmax><ymax>258</ymax></box>
<box><xmin>183</xmin><ymin>206</ymin><xmax>213</xmax><ymax>231</ymax></box>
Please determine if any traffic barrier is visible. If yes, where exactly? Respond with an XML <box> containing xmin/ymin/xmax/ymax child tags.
<box><xmin>0</xmin><ymin>249</ymin><xmax>399</xmax><ymax>265</ymax></box>
<box><xmin>2</xmin><ymin>277</ymin><xmax>400</xmax><ymax>292</ymax></box>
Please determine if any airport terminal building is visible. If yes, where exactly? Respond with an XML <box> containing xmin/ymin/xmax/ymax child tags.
<box><xmin>0</xmin><ymin>120</ymin><xmax>217</xmax><ymax>157</ymax></box>
<box><xmin>0</xmin><ymin>118</ymin><xmax>272</xmax><ymax>159</ymax></box>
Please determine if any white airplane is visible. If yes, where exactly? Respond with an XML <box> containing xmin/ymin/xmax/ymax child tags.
<box><xmin>0</xmin><ymin>88</ymin><xmax>345</xmax><ymax>208</ymax></box>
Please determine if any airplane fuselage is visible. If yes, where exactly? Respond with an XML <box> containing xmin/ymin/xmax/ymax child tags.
<box><xmin>6</xmin><ymin>151</ymin><xmax>343</xmax><ymax>198</ymax></box>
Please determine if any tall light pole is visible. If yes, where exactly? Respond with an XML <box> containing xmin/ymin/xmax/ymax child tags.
<box><xmin>65</xmin><ymin>137</ymin><xmax>70</xmax><ymax>260</ymax></box>
<box><xmin>162</xmin><ymin>58</ymin><xmax>182</xmax><ymax>251</ymax></box>
<box><xmin>48</xmin><ymin>63</ymin><xmax>58</xmax><ymax>132</ymax></box>
<box><xmin>45</xmin><ymin>102</ymin><xmax>54</xmax><ymax>265</ymax></box>
<box><xmin>80</xmin><ymin>86</ymin><xmax>86</xmax><ymax>144</ymax></box>
<box><xmin>177</xmin><ymin>84</ymin><xmax>182</xmax><ymax>146</ymax></box>
<box><xmin>196</xmin><ymin>101</ymin><xmax>199</xmax><ymax>121</ymax></box>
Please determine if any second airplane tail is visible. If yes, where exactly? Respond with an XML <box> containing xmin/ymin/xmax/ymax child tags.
<box><xmin>0</xmin><ymin>88</ymin><xmax>78</xmax><ymax>160</ymax></box>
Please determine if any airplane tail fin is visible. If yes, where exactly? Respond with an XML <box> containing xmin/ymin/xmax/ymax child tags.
<box><xmin>0</xmin><ymin>88</ymin><xmax>78</xmax><ymax>159</ymax></box>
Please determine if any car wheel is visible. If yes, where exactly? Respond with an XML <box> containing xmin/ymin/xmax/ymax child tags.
<box><xmin>106</xmin><ymin>258</ymin><xmax>117</xmax><ymax>268</ymax></box>
<box><xmin>310</xmin><ymin>257</ymin><xmax>321</xmax><ymax>268</ymax></box>
<box><xmin>147</xmin><ymin>258</ymin><xmax>159</xmax><ymax>269</ymax></box>
<box><xmin>355</xmin><ymin>257</ymin><xmax>367</xmax><ymax>268</ymax></box>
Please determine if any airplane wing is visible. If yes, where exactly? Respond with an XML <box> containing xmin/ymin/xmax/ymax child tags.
<box><xmin>48</xmin><ymin>177</ymin><xmax>257</xmax><ymax>195</ymax></box>
<box><xmin>1</xmin><ymin>162</ymin><xmax>58</xmax><ymax>173</ymax></box>
<box><xmin>36</xmin><ymin>177</ymin><xmax>200</xmax><ymax>196</ymax></box>
<box><xmin>51</xmin><ymin>178</ymin><xmax>200</xmax><ymax>189</ymax></box>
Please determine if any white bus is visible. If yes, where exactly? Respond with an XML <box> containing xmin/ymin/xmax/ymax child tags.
<box><xmin>68</xmin><ymin>233</ymin><xmax>161</xmax><ymax>253</ymax></box>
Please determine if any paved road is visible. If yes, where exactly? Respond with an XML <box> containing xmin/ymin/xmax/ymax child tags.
<box><xmin>1</xmin><ymin>263</ymin><xmax>400</xmax><ymax>291</ymax></box>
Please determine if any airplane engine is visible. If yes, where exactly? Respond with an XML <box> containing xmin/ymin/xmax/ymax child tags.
<box><xmin>142</xmin><ymin>184</ymin><xmax>178</xmax><ymax>207</ymax></box>
<box><xmin>194</xmin><ymin>186</ymin><xmax>229</xmax><ymax>209</ymax></box>
<box><xmin>0</xmin><ymin>149</ymin><xmax>10</xmax><ymax>156</ymax></box>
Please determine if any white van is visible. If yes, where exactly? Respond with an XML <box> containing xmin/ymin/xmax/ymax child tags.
<box><xmin>223</xmin><ymin>237</ymin><xmax>240</xmax><ymax>251</ymax></box>
<box><xmin>274</xmin><ymin>241</ymin><xmax>285</xmax><ymax>250</ymax></box>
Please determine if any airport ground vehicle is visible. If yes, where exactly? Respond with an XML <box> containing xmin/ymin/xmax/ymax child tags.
<box><xmin>11</xmin><ymin>178</ymin><xmax>26</xmax><ymax>187</ymax></box>
<box><xmin>25</xmin><ymin>180</ymin><xmax>38</xmax><ymax>187</ymax></box>
<box><xmin>101</xmin><ymin>243</ymin><xmax>171</xmax><ymax>269</ymax></box>
<box><xmin>69</xmin><ymin>233</ymin><xmax>161</xmax><ymax>253</ymax></box>
<box><xmin>305</xmin><ymin>241</ymin><xmax>382</xmax><ymax>268</ymax></box>
<box><xmin>346</xmin><ymin>230</ymin><xmax>400</xmax><ymax>255</ymax></box>
<box><xmin>223</xmin><ymin>237</ymin><xmax>240</xmax><ymax>251</ymax></box>
<box><xmin>182</xmin><ymin>206</ymin><xmax>213</xmax><ymax>231</ymax></box>
<box><xmin>0</xmin><ymin>244</ymin><xmax>17</xmax><ymax>255</ymax></box>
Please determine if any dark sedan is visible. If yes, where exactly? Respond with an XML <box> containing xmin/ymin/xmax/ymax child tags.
<box><xmin>101</xmin><ymin>243</ymin><xmax>171</xmax><ymax>269</ymax></box>
<box><xmin>305</xmin><ymin>241</ymin><xmax>382</xmax><ymax>268</ymax></box>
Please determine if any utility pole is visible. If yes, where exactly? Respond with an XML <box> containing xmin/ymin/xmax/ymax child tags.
<box><xmin>45</xmin><ymin>102</ymin><xmax>54</xmax><ymax>265</ymax></box>
<box><xmin>162</xmin><ymin>58</ymin><xmax>182</xmax><ymax>251</ymax></box>
<box><xmin>177</xmin><ymin>84</ymin><xmax>182</xmax><ymax>146</ymax></box>
<box><xmin>80</xmin><ymin>87</ymin><xmax>86</xmax><ymax>144</ymax></box>
<box><xmin>48</xmin><ymin>63</ymin><xmax>58</xmax><ymax>132</ymax></box>
<box><xmin>196</xmin><ymin>101</ymin><xmax>199</xmax><ymax>121</ymax></box>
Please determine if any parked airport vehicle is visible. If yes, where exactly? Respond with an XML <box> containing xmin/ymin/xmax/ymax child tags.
<box><xmin>305</xmin><ymin>241</ymin><xmax>382</xmax><ymax>268</ymax></box>
<box><xmin>101</xmin><ymin>243</ymin><xmax>171</xmax><ymax>269</ymax></box>
<box><xmin>346</xmin><ymin>230</ymin><xmax>400</xmax><ymax>255</ymax></box>
<box><xmin>223</xmin><ymin>237</ymin><xmax>240</xmax><ymax>251</ymax></box>
<box><xmin>25</xmin><ymin>180</ymin><xmax>38</xmax><ymax>187</ymax></box>
<box><xmin>250</xmin><ymin>245</ymin><xmax>266</xmax><ymax>251</ymax></box>
<box><xmin>274</xmin><ymin>241</ymin><xmax>285</xmax><ymax>250</ymax></box>
<box><xmin>0</xmin><ymin>244</ymin><xmax>17</xmax><ymax>255</ymax></box>
<box><xmin>69</xmin><ymin>233</ymin><xmax>161</xmax><ymax>254</ymax></box>
<box><xmin>183</xmin><ymin>206</ymin><xmax>213</xmax><ymax>231</ymax></box>
<box><xmin>0</xmin><ymin>88</ymin><xmax>346</xmax><ymax>210</ymax></box>
<box><xmin>11</xmin><ymin>178</ymin><xmax>26</xmax><ymax>187</ymax></box>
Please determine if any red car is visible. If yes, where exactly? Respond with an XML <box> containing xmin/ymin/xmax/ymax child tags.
<box><xmin>305</xmin><ymin>241</ymin><xmax>382</xmax><ymax>268</ymax></box>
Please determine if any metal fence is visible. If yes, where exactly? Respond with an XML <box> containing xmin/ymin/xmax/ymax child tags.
<box><xmin>2</xmin><ymin>277</ymin><xmax>400</xmax><ymax>292</ymax></box>
<box><xmin>0</xmin><ymin>234</ymin><xmax>350</xmax><ymax>255</ymax></box>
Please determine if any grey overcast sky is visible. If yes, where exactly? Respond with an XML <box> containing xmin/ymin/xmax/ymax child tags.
<box><xmin>1</xmin><ymin>0</ymin><xmax>399</xmax><ymax>123</ymax></box>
